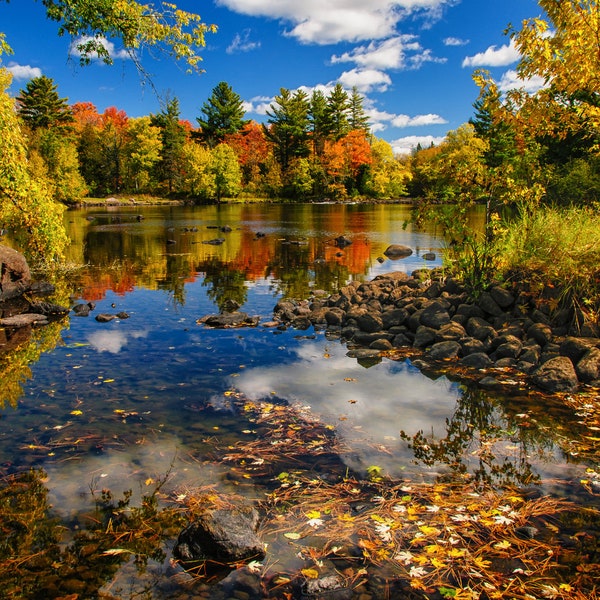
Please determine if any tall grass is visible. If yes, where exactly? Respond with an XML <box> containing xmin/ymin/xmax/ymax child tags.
<box><xmin>496</xmin><ymin>204</ymin><xmax>600</xmax><ymax>316</ymax></box>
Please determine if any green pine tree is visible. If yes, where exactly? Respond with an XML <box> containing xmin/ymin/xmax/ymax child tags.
<box><xmin>197</xmin><ymin>81</ymin><xmax>248</xmax><ymax>148</ymax></box>
<box><xmin>16</xmin><ymin>75</ymin><xmax>73</xmax><ymax>130</ymax></box>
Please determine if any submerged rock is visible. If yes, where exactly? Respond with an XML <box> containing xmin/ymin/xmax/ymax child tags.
<box><xmin>173</xmin><ymin>505</ymin><xmax>264</xmax><ymax>565</ymax></box>
<box><xmin>0</xmin><ymin>244</ymin><xmax>31</xmax><ymax>301</ymax></box>
<box><xmin>198</xmin><ymin>311</ymin><xmax>260</xmax><ymax>328</ymax></box>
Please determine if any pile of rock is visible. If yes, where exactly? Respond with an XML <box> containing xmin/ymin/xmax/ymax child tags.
<box><xmin>273</xmin><ymin>270</ymin><xmax>600</xmax><ymax>394</ymax></box>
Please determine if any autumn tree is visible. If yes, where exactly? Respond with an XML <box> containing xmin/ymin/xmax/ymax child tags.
<box><xmin>197</xmin><ymin>81</ymin><xmax>248</xmax><ymax>148</ymax></box>
<box><xmin>180</xmin><ymin>140</ymin><xmax>214</xmax><ymax>198</ymax></box>
<box><xmin>15</xmin><ymin>0</ymin><xmax>217</xmax><ymax>74</ymax></box>
<box><xmin>368</xmin><ymin>138</ymin><xmax>409</xmax><ymax>198</ymax></box>
<box><xmin>0</xmin><ymin>68</ymin><xmax>67</xmax><ymax>261</ymax></box>
<box><xmin>124</xmin><ymin>116</ymin><xmax>162</xmax><ymax>192</ymax></box>
<box><xmin>97</xmin><ymin>106</ymin><xmax>129</xmax><ymax>193</ymax></box>
<box><xmin>224</xmin><ymin>121</ymin><xmax>270</xmax><ymax>192</ymax></box>
<box><xmin>264</xmin><ymin>88</ymin><xmax>310</xmax><ymax>173</ymax></box>
<box><xmin>211</xmin><ymin>144</ymin><xmax>241</xmax><ymax>202</ymax></box>
<box><xmin>16</xmin><ymin>75</ymin><xmax>73</xmax><ymax>130</ymax></box>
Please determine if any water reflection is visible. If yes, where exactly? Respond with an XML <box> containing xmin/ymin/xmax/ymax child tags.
<box><xmin>233</xmin><ymin>339</ymin><xmax>461</xmax><ymax>478</ymax></box>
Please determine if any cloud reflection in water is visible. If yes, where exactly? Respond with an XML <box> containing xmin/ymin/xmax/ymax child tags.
<box><xmin>233</xmin><ymin>338</ymin><xmax>462</xmax><ymax>478</ymax></box>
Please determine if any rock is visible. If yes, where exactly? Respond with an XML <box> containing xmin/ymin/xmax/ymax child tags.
<box><xmin>95</xmin><ymin>313</ymin><xmax>117</xmax><ymax>322</ymax></box>
<box><xmin>221</xmin><ymin>299</ymin><xmax>241</xmax><ymax>313</ymax></box>
<box><xmin>435</xmin><ymin>321</ymin><xmax>467</xmax><ymax>342</ymax></box>
<box><xmin>356</xmin><ymin>312</ymin><xmax>383</xmax><ymax>333</ymax></box>
<box><xmin>559</xmin><ymin>336</ymin><xmax>594</xmax><ymax>364</ymax></box>
<box><xmin>527</xmin><ymin>322</ymin><xmax>553</xmax><ymax>346</ymax></box>
<box><xmin>0</xmin><ymin>245</ymin><xmax>31</xmax><ymax>301</ymax></box>
<box><xmin>422</xmin><ymin>252</ymin><xmax>436</xmax><ymax>261</ymax></box>
<box><xmin>383</xmin><ymin>244</ymin><xmax>413</xmax><ymax>258</ymax></box>
<box><xmin>334</xmin><ymin>235</ymin><xmax>352</xmax><ymax>248</ymax></box>
<box><xmin>413</xmin><ymin>325</ymin><xmax>436</xmax><ymax>348</ymax></box>
<box><xmin>0</xmin><ymin>313</ymin><xmax>48</xmax><ymax>327</ymax></box>
<box><xmin>420</xmin><ymin>301</ymin><xmax>451</xmax><ymax>329</ymax></box>
<box><xmin>531</xmin><ymin>356</ymin><xmax>578</xmax><ymax>392</ymax></box>
<box><xmin>173</xmin><ymin>506</ymin><xmax>264</xmax><ymax>565</ymax></box>
<box><xmin>73</xmin><ymin>303</ymin><xmax>93</xmax><ymax>317</ymax></box>
<box><xmin>477</xmin><ymin>292</ymin><xmax>504</xmax><ymax>317</ymax></box>
<box><xmin>427</xmin><ymin>340</ymin><xmax>461</xmax><ymax>360</ymax></box>
<box><xmin>466</xmin><ymin>317</ymin><xmax>496</xmax><ymax>342</ymax></box>
<box><xmin>576</xmin><ymin>347</ymin><xmax>600</xmax><ymax>382</ymax></box>
<box><xmin>28</xmin><ymin>301</ymin><xmax>69</xmax><ymax>316</ymax></box>
<box><xmin>200</xmin><ymin>311</ymin><xmax>260</xmax><ymax>328</ymax></box>
<box><xmin>490</xmin><ymin>285</ymin><xmax>515</xmax><ymax>309</ymax></box>
<box><xmin>461</xmin><ymin>352</ymin><xmax>493</xmax><ymax>369</ymax></box>
<box><xmin>203</xmin><ymin>238</ymin><xmax>226</xmax><ymax>245</ymax></box>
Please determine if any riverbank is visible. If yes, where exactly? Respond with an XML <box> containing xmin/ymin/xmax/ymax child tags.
<box><xmin>273</xmin><ymin>268</ymin><xmax>600</xmax><ymax>395</ymax></box>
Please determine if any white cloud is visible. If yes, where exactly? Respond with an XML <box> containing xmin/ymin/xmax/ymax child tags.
<box><xmin>497</xmin><ymin>69</ymin><xmax>546</xmax><ymax>94</ymax></box>
<box><xmin>391</xmin><ymin>134</ymin><xmax>445</xmax><ymax>155</ymax></box>
<box><xmin>462</xmin><ymin>41</ymin><xmax>519</xmax><ymax>68</ymax></box>
<box><xmin>392</xmin><ymin>113</ymin><xmax>447</xmax><ymax>127</ymax></box>
<box><xmin>227</xmin><ymin>29</ymin><xmax>261</xmax><ymax>54</ymax></box>
<box><xmin>338</xmin><ymin>68</ymin><xmax>392</xmax><ymax>92</ymax></box>
<box><xmin>217</xmin><ymin>0</ymin><xmax>454</xmax><ymax>44</ymax></box>
<box><xmin>444</xmin><ymin>36</ymin><xmax>469</xmax><ymax>46</ymax></box>
<box><xmin>331</xmin><ymin>35</ymin><xmax>444</xmax><ymax>71</ymax></box>
<box><xmin>70</xmin><ymin>36</ymin><xmax>131</xmax><ymax>62</ymax></box>
<box><xmin>6</xmin><ymin>62</ymin><xmax>42</xmax><ymax>81</ymax></box>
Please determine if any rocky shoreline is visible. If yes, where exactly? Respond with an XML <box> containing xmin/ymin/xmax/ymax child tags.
<box><xmin>272</xmin><ymin>269</ymin><xmax>600</xmax><ymax>394</ymax></box>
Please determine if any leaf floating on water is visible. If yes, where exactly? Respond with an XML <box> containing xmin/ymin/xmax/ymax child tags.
<box><xmin>284</xmin><ymin>532</ymin><xmax>301</xmax><ymax>540</ymax></box>
<box><xmin>70</xmin><ymin>410</ymin><xmax>83</xmax><ymax>416</ymax></box>
<box><xmin>301</xmin><ymin>568</ymin><xmax>319</xmax><ymax>579</ymax></box>
<box><xmin>102</xmin><ymin>548</ymin><xmax>134</xmax><ymax>556</ymax></box>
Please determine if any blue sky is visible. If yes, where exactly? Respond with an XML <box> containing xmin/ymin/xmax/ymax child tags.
<box><xmin>1</xmin><ymin>0</ymin><xmax>543</xmax><ymax>154</ymax></box>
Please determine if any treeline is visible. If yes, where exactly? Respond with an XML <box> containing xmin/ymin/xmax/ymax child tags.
<box><xmin>14</xmin><ymin>77</ymin><xmax>409</xmax><ymax>203</ymax></box>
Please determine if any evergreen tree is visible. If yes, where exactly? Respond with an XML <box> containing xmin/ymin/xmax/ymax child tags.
<box><xmin>348</xmin><ymin>86</ymin><xmax>370</xmax><ymax>133</ymax></box>
<box><xmin>264</xmin><ymin>88</ymin><xmax>310</xmax><ymax>173</ymax></box>
<box><xmin>197</xmin><ymin>81</ymin><xmax>248</xmax><ymax>148</ymax></box>
<box><xmin>151</xmin><ymin>97</ymin><xmax>187</xmax><ymax>193</ymax></box>
<box><xmin>469</xmin><ymin>86</ymin><xmax>516</xmax><ymax>169</ymax></box>
<box><xmin>324</xmin><ymin>83</ymin><xmax>350</xmax><ymax>140</ymax></box>
<box><xmin>309</xmin><ymin>90</ymin><xmax>328</xmax><ymax>157</ymax></box>
<box><xmin>16</xmin><ymin>75</ymin><xmax>72</xmax><ymax>130</ymax></box>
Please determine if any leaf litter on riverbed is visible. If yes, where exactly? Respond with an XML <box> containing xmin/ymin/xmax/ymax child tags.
<box><xmin>170</xmin><ymin>391</ymin><xmax>600</xmax><ymax>600</ymax></box>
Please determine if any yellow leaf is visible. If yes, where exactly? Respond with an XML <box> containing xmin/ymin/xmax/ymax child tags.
<box><xmin>338</xmin><ymin>513</ymin><xmax>355</xmax><ymax>522</ymax></box>
<box><xmin>301</xmin><ymin>568</ymin><xmax>320</xmax><ymax>579</ymax></box>
<box><xmin>284</xmin><ymin>532</ymin><xmax>301</xmax><ymax>540</ymax></box>
<box><xmin>70</xmin><ymin>410</ymin><xmax>83</xmax><ymax>415</ymax></box>
<box><xmin>103</xmin><ymin>378</ymin><xmax>115</xmax><ymax>383</ymax></box>
<box><xmin>145</xmin><ymin>478</ymin><xmax>154</xmax><ymax>486</ymax></box>
<box><xmin>493</xmin><ymin>540</ymin><xmax>511</xmax><ymax>550</ymax></box>
<box><xmin>418</xmin><ymin>525</ymin><xmax>441</xmax><ymax>536</ymax></box>
<box><xmin>306</xmin><ymin>510</ymin><xmax>321</xmax><ymax>519</ymax></box>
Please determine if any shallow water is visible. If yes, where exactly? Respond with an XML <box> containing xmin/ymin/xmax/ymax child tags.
<box><xmin>1</xmin><ymin>202</ymin><xmax>598</xmax><ymax>598</ymax></box>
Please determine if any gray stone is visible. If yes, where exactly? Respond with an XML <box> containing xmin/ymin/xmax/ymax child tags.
<box><xmin>0</xmin><ymin>313</ymin><xmax>48</xmax><ymax>327</ymax></box>
<box><xmin>490</xmin><ymin>285</ymin><xmax>515</xmax><ymax>309</ymax></box>
<box><xmin>559</xmin><ymin>336</ymin><xmax>594</xmax><ymax>364</ymax></box>
<box><xmin>435</xmin><ymin>321</ymin><xmax>467</xmax><ymax>342</ymax></box>
<box><xmin>383</xmin><ymin>244</ymin><xmax>413</xmax><ymax>258</ymax></box>
<box><xmin>531</xmin><ymin>356</ymin><xmax>578</xmax><ymax>393</ymax></box>
<box><xmin>381</xmin><ymin>307</ymin><xmax>409</xmax><ymax>329</ymax></box>
<box><xmin>461</xmin><ymin>352</ymin><xmax>492</xmax><ymax>369</ymax></box>
<box><xmin>576</xmin><ymin>347</ymin><xmax>600</xmax><ymax>383</ymax></box>
<box><xmin>173</xmin><ymin>506</ymin><xmax>264</xmax><ymax>564</ymax></box>
<box><xmin>0</xmin><ymin>245</ymin><xmax>31</xmax><ymax>301</ymax></box>
<box><xmin>420</xmin><ymin>301</ymin><xmax>451</xmax><ymax>329</ymax></box>
<box><xmin>356</xmin><ymin>312</ymin><xmax>383</xmax><ymax>333</ymax></box>
<box><xmin>527</xmin><ymin>322</ymin><xmax>553</xmax><ymax>346</ymax></box>
<box><xmin>478</xmin><ymin>292</ymin><xmax>504</xmax><ymax>316</ymax></box>
<box><xmin>414</xmin><ymin>325</ymin><xmax>437</xmax><ymax>348</ymax></box>
<box><xmin>466</xmin><ymin>317</ymin><xmax>496</xmax><ymax>342</ymax></box>
<box><xmin>428</xmin><ymin>341</ymin><xmax>461</xmax><ymax>360</ymax></box>
<box><xmin>200</xmin><ymin>311</ymin><xmax>260</xmax><ymax>328</ymax></box>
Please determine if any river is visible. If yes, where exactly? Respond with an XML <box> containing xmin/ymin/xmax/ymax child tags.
<box><xmin>1</xmin><ymin>202</ymin><xmax>598</xmax><ymax>599</ymax></box>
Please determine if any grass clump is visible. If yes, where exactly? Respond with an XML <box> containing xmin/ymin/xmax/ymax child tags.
<box><xmin>496</xmin><ymin>204</ymin><xmax>600</xmax><ymax>322</ymax></box>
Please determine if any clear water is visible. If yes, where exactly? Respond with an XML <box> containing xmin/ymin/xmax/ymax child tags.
<box><xmin>1</xmin><ymin>202</ymin><xmax>597</xmax><ymax>597</ymax></box>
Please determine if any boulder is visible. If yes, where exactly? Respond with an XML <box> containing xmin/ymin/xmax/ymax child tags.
<box><xmin>428</xmin><ymin>341</ymin><xmax>461</xmax><ymax>360</ymax></box>
<box><xmin>419</xmin><ymin>301</ymin><xmax>451</xmax><ymax>329</ymax></box>
<box><xmin>0</xmin><ymin>245</ymin><xmax>31</xmax><ymax>301</ymax></box>
<box><xmin>576</xmin><ymin>347</ymin><xmax>600</xmax><ymax>383</ymax></box>
<box><xmin>199</xmin><ymin>311</ymin><xmax>260</xmax><ymax>328</ymax></box>
<box><xmin>0</xmin><ymin>313</ymin><xmax>48</xmax><ymax>327</ymax></box>
<box><xmin>383</xmin><ymin>244</ymin><xmax>413</xmax><ymax>259</ymax></box>
<box><xmin>531</xmin><ymin>356</ymin><xmax>578</xmax><ymax>393</ymax></box>
<box><xmin>173</xmin><ymin>506</ymin><xmax>264</xmax><ymax>565</ymax></box>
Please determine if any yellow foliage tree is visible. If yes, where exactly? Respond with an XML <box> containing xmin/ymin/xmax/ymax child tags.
<box><xmin>0</xmin><ymin>68</ymin><xmax>68</xmax><ymax>263</ymax></box>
